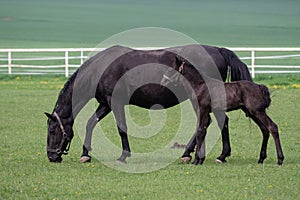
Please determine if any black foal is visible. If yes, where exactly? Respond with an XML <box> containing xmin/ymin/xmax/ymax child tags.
<box><xmin>191</xmin><ymin>79</ymin><xmax>284</xmax><ymax>165</ymax></box>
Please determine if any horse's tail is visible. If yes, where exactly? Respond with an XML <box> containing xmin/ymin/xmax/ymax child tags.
<box><xmin>219</xmin><ymin>48</ymin><xmax>253</xmax><ymax>82</ymax></box>
<box><xmin>259</xmin><ymin>84</ymin><xmax>271</xmax><ymax>109</ymax></box>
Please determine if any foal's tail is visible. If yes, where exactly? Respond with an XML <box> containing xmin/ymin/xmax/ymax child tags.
<box><xmin>259</xmin><ymin>84</ymin><xmax>271</xmax><ymax>109</ymax></box>
<box><xmin>219</xmin><ymin>48</ymin><xmax>253</xmax><ymax>82</ymax></box>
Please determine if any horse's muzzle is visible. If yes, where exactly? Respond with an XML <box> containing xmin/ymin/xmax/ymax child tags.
<box><xmin>48</xmin><ymin>152</ymin><xmax>63</xmax><ymax>163</ymax></box>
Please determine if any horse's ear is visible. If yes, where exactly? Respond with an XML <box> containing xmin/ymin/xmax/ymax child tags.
<box><xmin>44</xmin><ymin>112</ymin><xmax>55</xmax><ymax>121</ymax></box>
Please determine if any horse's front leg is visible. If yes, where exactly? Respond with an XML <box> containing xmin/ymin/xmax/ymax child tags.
<box><xmin>80</xmin><ymin>104</ymin><xmax>111</xmax><ymax>162</ymax></box>
<box><xmin>181</xmin><ymin>134</ymin><xmax>196</xmax><ymax>163</ymax></box>
<box><xmin>112</xmin><ymin>104</ymin><xmax>131</xmax><ymax>163</ymax></box>
<box><xmin>181</xmin><ymin>134</ymin><xmax>206</xmax><ymax>163</ymax></box>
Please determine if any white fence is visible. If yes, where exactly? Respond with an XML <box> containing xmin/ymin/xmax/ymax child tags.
<box><xmin>0</xmin><ymin>47</ymin><xmax>300</xmax><ymax>78</ymax></box>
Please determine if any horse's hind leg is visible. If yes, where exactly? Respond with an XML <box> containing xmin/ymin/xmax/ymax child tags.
<box><xmin>214</xmin><ymin>111</ymin><xmax>231</xmax><ymax>163</ymax></box>
<box><xmin>181</xmin><ymin>134</ymin><xmax>196</xmax><ymax>163</ymax></box>
<box><xmin>80</xmin><ymin>104</ymin><xmax>111</xmax><ymax>162</ymax></box>
<box><xmin>112</xmin><ymin>105</ymin><xmax>131</xmax><ymax>163</ymax></box>
<box><xmin>252</xmin><ymin>111</ymin><xmax>284</xmax><ymax>165</ymax></box>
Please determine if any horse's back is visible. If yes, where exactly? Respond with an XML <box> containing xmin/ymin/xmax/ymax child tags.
<box><xmin>96</xmin><ymin>46</ymin><xmax>189</xmax><ymax>108</ymax></box>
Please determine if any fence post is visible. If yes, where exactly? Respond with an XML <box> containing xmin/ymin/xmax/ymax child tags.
<box><xmin>251</xmin><ymin>50</ymin><xmax>255</xmax><ymax>78</ymax></box>
<box><xmin>80</xmin><ymin>50</ymin><xmax>84</xmax><ymax>65</ymax></box>
<box><xmin>8</xmin><ymin>51</ymin><xmax>12</xmax><ymax>74</ymax></box>
<box><xmin>65</xmin><ymin>51</ymin><xmax>69</xmax><ymax>77</ymax></box>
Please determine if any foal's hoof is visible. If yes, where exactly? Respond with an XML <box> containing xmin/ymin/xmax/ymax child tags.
<box><xmin>80</xmin><ymin>156</ymin><xmax>91</xmax><ymax>163</ymax></box>
<box><xmin>192</xmin><ymin>157</ymin><xmax>205</xmax><ymax>165</ymax></box>
<box><xmin>277</xmin><ymin>160</ymin><xmax>283</xmax><ymax>166</ymax></box>
<box><xmin>257</xmin><ymin>159</ymin><xmax>264</xmax><ymax>164</ymax></box>
<box><xmin>192</xmin><ymin>159</ymin><xmax>203</xmax><ymax>165</ymax></box>
<box><xmin>181</xmin><ymin>156</ymin><xmax>192</xmax><ymax>163</ymax></box>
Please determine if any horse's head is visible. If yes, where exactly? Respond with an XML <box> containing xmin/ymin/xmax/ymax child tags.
<box><xmin>45</xmin><ymin>112</ymin><xmax>74</xmax><ymax>163</ymax></box>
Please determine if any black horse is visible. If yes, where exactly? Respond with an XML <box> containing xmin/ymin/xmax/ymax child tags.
<box><xmin>189</xmin><ymin>76</ymin><xmax>284</xmax><ymax>165</ymax></box>
<box><xmin>45</xmin><ymin>44</ymin><xmax>252</xmax><ymax>163</ymax></box>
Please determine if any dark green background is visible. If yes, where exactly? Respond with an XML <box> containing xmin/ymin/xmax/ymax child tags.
<box><xmin>1</xmin><ymin>0</ymin><xmax>300</xmax><ymax>47</ymax></box>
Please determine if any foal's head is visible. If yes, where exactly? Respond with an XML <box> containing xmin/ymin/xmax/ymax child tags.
<box><xmin>160</xmin><ymin>56</ymin><xmax>188</xmax><ymax>87</ymax></box>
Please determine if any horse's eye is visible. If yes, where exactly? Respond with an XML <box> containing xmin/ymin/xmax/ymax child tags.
<box><xmin>49</xmin><ymin>126</ymin><xmax>56</xmax><ymax>134</ymax></box>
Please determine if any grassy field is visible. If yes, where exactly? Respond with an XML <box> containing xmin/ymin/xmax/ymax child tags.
<box><xmin>1</xmin><ymin>0</ymin><xmax>300</xmax><ymax>199</ymax></box>
<box><xmin>0</xmin><ymin>75</ymin><xmax>299</xmax><ymax>199</ymax></box>
<box><xmin>1</xmin><ymin>0</ymin><xmax>300</xmax><ymax>48</ymax></box>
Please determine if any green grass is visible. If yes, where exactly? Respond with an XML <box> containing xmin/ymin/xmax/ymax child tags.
<box><xmin>1</xmin><ymin>0</ymin><xmax>300</xmax><ymax>199</ymax></box>
<box><xmin>0</xmin><ymin>75</ymin><xmax>299</xmax><ymax>199</ymax></box>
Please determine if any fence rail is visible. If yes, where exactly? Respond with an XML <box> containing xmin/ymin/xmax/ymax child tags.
<box><xmin>0</xmin><ymin>47</ymin><xmax>300</xmax><ymax>78</ymax></box>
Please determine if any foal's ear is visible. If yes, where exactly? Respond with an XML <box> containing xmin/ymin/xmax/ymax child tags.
<box><xmin>175</xmin><ymin>56</ymin><xmax>181</xmax><ymax>67</ymax></box>
<box><xmin>44</xmin><ymin>112</ymin><xmax>55</xmax><ymax>121</ymax></box>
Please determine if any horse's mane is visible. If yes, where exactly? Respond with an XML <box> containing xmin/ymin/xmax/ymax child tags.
<box><xmin>53</xmin><ymin>53</ymin><xmax>97</xmax><ymax>111</ymax></box>
<box><xmin>53</xmin><ymin>46</ymin><xmax>130</xmax><ymax>113</ymax></box>
<box><xmin>53</xmin><ymin>70</ymin><xmax>78</xmax><ymax>111</ymax></box>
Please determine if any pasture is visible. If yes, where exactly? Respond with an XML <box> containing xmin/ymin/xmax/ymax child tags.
<box><xmin>0</xmin><ymin>75</ymin><xmax>299</xmax><ymax>199</ymax></box>
<box><xmin>1</xmin><ymin>0</ymin><xmax>300</xmax><ymax>199</ymax></box>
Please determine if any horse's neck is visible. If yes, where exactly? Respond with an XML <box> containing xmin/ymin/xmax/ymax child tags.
<box><xmin>53</xmin><ymin>79</ymin><xmax>89</xmax><ymax>122</ymax></box>
<box><xmin>53</xmin><ymin>91</ymin><xmax>73</xmax><ymax>121</ymax></box>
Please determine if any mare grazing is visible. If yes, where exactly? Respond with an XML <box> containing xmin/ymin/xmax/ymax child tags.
<box><xmin>190</xmin><ymin>77</ymin><xmax>284</xmax><ymax>165</ymax></box>
<box><xmin>45</xmin><ymin>44</ymin><xmax>252</xmax><ymax>163</ymax></box>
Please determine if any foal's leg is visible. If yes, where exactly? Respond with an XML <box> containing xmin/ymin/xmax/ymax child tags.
<box><xmin>112</xmin><ymin>105</ymin><xmax>131</xmax><ymax>163</ymax></box>
<box><xmin>181</xmin><ymin>112</ymin><xmax>230</xmax><ymax>164</ymax></box>
<box><xmin>252</xmin><ymin>111</ymin><xmax>284</xmax><ymax>165</ymax></box>
<box><xmin>214</xmin><ymin>111</ymin><xmax>231</xmax><ymax>163</ymax></box>
<box><xmin>181</xmin><ymin>99</ymin><xmax>207</xmax><ymax>163</ymax></box>
<box><xmin>247</xmin><ymin>113</ymin><xmax>270</xmax><ymax>164</ymax></box>
<box><xmin>80</xmin><ymin>104</ymin><xmax>111</xmax><ymax>162</ymax></box>
<box><xmin>193</xmin><ymin>113</ymin><xmax>210</xmax><ymax>165</ymax></box>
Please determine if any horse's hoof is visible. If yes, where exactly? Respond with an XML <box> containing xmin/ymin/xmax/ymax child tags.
<box><xmin>80</xmin><ymin>156</ymin><xmax>91</xmax><ymax>163</ymax></box>
<box><xmin>181</xmin><ymin>156</ymin><xmax>192</xmax><ymax>163</ymax></box>
<box><xmin>215</xmin><ymin>157</ymin><xmax>227</xmax><ymax>164</ymax></box>
<box><xmin>215</xmin><ymin>158</ymin><xmax>227</xmax><ymax>164</ymax></box>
